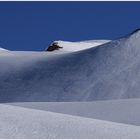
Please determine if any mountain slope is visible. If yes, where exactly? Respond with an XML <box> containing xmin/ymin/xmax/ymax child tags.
<box><xmin>0</xmin><ymin>30</ymin><xmax>140</xmax><ymax>102</ymax></box>
<box><xmin>1</xmin><ymin>104</ymin><xmax>140</xmax><ymax>138</ymax></box>
<box><xmin>9</xmin><ymin>98</ymin><xmax>140</xmax><ymax>126</ymax></box>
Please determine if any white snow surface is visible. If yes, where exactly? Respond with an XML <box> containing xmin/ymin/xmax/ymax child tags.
<box><xmin>46</xmin><ymin>40</ymin><xmax>110</xmax><ymax>53</ymax></box>
<box><xmin>1</xmin><ymin>31</ymin><xmax>140</xmax><ymax>102</ymax></box>
<box><xmin>1</xmin><ymin>103</ymin><xmax>140</xmax><ymax>139</ymax></box>
<box><xmin>9</xmin><ymin>98</ymin><xmax>140</xmax><ymax>126</ymax></box>
<box><xmin>1</xmin><ymin>30</ymin><xmax>140</xmax><ymax>138</ymax></box>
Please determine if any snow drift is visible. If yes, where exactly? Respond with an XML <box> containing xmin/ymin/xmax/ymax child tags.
<box><xmin>10</xmin><ymin>98</ymin><xmax>140</xmax><ymax>126</ymax></box>
<box><xmin>0</xmin><ymin>30</ymin><xmax>140</xmax><ymax>102</ymax></box>
<box><xmin>1</xmin><ymin>103</ymin><xmax>140</xmax><ymax>139</ymax></box>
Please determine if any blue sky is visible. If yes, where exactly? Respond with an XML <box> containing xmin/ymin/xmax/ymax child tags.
<box><xmin>0</xmin><ymin>1</ymin><xmax>140</xmax><ymax>51</ymax></box>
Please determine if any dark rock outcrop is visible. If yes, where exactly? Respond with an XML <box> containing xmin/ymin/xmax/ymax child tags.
<box><xmin>46</xmin><ymin>42</ymin><xmax>63</xmax><ymax>51</ymax></box>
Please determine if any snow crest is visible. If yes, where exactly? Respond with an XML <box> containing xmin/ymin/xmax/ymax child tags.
<box><xmin>45</xmin><ymin>40</ymin><xmax>110</xmax><ymax>53</ymax></box>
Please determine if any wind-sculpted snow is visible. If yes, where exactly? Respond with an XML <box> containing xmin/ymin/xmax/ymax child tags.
<box><xmin>10</xmin><ymin>99</ymin><xmax>140</xmax><ymax>126</ymax></box>
<box><xmin>1</xmin><ymin>31</ymin><xmax>140</xmax><ymax>138</ymax></box>
<box><xmin>1</xmin><ymin>104</ymin><xmax>140</xmax><ymax>138</ymax></box>
<box><xmin>1</xmin><ymin>30</ymin><xmax>140</xmax><ymax>102</ymax></box>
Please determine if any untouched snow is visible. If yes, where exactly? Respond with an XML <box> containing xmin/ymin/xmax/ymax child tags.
<box><xmin>1</xmin><ymin>31</ymin><xmax>140</xmax><ymax>101</ymax></box>
<box><xmin>1</xmin><ymin>30</ymin><xmax>140</xmax><ymax>138</ymax></box>
<box><xmin>1</xmin><ymin>103</ymin><xmax>140</xmax><ymax>139</ymax></box>
<box><xmin>46</xmin><ymin>40</ymin><xmax>110</xmax><ymax>53</ymax></box>
<box><xmin>9</xmin><ymin>98</ymin><xmax>140</xmax><ymax>126</ymax></box>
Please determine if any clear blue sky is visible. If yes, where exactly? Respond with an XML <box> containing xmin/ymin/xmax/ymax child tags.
<box><xmin>0</xmin><ymin>1</ymin><xmax>140</xmax><ymax>51</ymax></box>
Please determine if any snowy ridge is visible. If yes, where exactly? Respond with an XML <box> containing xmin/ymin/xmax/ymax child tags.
<box><xmin>45</xmin><ymin>40</ymin><xmax>110</xmax><ymax>53</ymax></box>
<box><xmin>0</xmin><ymin>48</ymin><xmax>11</xmax><ymax>56</ymax></box>
<box><xmin>1</xmin><ymin>31</ymin><xmax>140</xmax><ymax>101</ymax></box>
<box><xmin>0</xmin><ymin>48</ymin><xmax>8</xmax><ymax>51</ymax></box>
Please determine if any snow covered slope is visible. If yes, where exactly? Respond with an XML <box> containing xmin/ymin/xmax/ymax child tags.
<box><xmin>10</xmin><ymin>98</ymin><xmax>140</xmax><ymax>126</ymax></box>
<box><xmin>0</xmin><ymin>48</ymin><xmax>9</xmax><ymax>55</ymax></box>
<box><xmin>1</xmin><ymin>30</ymin><xmax>140</xmax><ymax>102</ymax></box>
<box><xmin>1</xmin><ymin>103</ymin><xmax>140</xmax><ymax>139</ymax></box>
<box><xmin>45</xmin><ymin>40</ymin><xmax>110</xmax><ymax>53</ymax></box>
<box><xmin>0</xmin><ymin>48</ymin><xmax>8</xmax><ymax>51</ymax></box>
<box><xmin>1</xmin><ymin>30</ymin><xmax>140</xmax><ymax>138</ymax></box>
